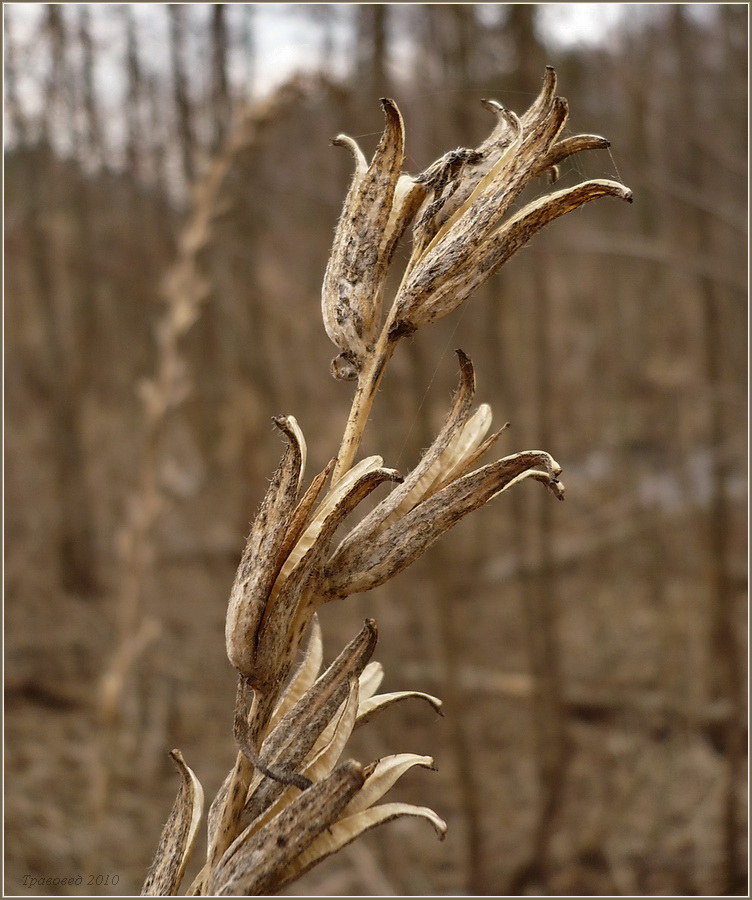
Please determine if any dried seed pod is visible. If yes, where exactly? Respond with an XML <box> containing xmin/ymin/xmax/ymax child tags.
<box><xmin>411</xmin><ymin>101</ymin><xmax>520</xmax><ymax>262</ymax></box>
<box><xmin>339</xmin><ymin>350</ymin><xmax>477</xmax><ymax>548</ymax></box>
<box><xmin>249</xmin><ymin>463</ymin><xmax>400</xmax><ymax>694</ymax></box>
<box><xmin>210</xmin><ymin>760</ymin><xmax>366</xmax><ymax>896</ymax></box>
<box><xmin>224</xmin><ymin>417</ymin><xmax>306</xmax><ymax>680</ymax></box>
<box><xmin>405</xmin><ymin>179</ymin><xmax>633</xmax><ymax>327</ymax></box>
<box><xmin>388</xmin><ymin>67</ymin><xmax>631</xmax><ymax>335</ymax></box>
<box><xmin>272</xmin><ymin>780</ymin><xmax>446</xmax><ymax>894</ymax></box>
<box><xmin>322</xmin><ymin>99</ymin><xmax>406</xmax><ymax>376</ymax></box>
<box><xmin>240</xmin><ymin>621</ymin><xmax>377</xmax><ymax>824</ymax></box>
<box><xmin>325</xmin><ymin>449</ymin><xmax>563</xmax><ymax>600</ymax></box>
<box><xmin>141</xmin><ymin>750</ymin><xmax>204</xmax><ymax>897</ymax></box>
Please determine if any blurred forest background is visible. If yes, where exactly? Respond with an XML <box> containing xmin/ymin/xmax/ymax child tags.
<box><xmin>4</xmin><ymin>3</ymin><xmax>748</xmax><ymax>896</ymax></box>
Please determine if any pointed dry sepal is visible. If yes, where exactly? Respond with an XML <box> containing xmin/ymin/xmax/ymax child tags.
<box><xmin>322</xmin><ymin>99</ymin><xmax>406</xmax><ymax>377</ymax></box>
<box><xmin>141</xmin><ymin>750</ymin><xmax>204</xmax><ymax>897</ymax></box>
<box><xmin>210</xmin><ymin>760</ymin><xmax>366</xmax><ymax>896</ymax></box>
<box><xmin>273</xmin><ymin>803</ymin><xmax>447</xmax><ymax>894</ymax></box>
<box><xmin>355</xmin><ymin>689</ymin><xmax>443</xmax><ymax>729</ymax></box>
<box><xmin>299</xmin><ymin>677</ymin><xmax>361</xmax><ymax>785</ymax></box>
<box><xmin>358</xmin><ymin>659</ymin><xmax>385</xmax><ymax>699</ymax></box>
<box><xmin>382</xmin><ymin>172</ymin><xmax>427</xmax><ymax>266</ymax></box>
<box><xmin>343</xmin><ymin>754</ymin><xmax>438</xmax><ymax>817</ymax></box>
<box><xmin>532</xmin><ymin>133</ymin><xmax>611</xmax><ymax>178</ymax></box>
<box><xmin>520</xmin><ymin>65</ymin><xmax>558</xmax><ymax>132</ymax></box>
<box><xmin>267</xmin><ymin>614</ymin><xmax>324</xmax><ymax>729</ymax></box>
<box><xmin>203</xmin><ymin>749</ymin><xmax>256</xmax><ymax>877</ymax></box>
<box><xmin>224</xmin><ymin>416</ymin><xmax>306</xmax><ymax>681</ymax></box>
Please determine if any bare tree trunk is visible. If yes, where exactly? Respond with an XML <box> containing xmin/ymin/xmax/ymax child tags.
<box><xmin>505</xmin><ymin>4</ymin><xmax>547</xmax><ymax>95</ymax></box>
<box><xmin>3</xmin><ymin>10</ymin><xmax>29</xmax><ymax>146</ymax></box>
<box><xmin>77</xmin><ymin>6</ymin><xmax>105</xmax><ymax>167</ymax></box>
<box><xmin>32</xmin><ymin>6</ymin><xmax>101</xmax><ymax>595</ymax></box>
<box><xmin>168</xmin><ymin>5</ymin><xmax>196</xmax><ymax>187</ymax></box>
<box><xmin>432</xmin><ymin>567</ymin><xmax>485</xmax><ymax>895</ymax></box>
<box><xmin>671</xmin><ymin>10</ymin><xmax>742</xmax><ymax>894</ymax></box>
<box><xmin>491</xmin><ymin>10</ymin><xmax>570</xmax><ymax>889</ymax></box>
<box><xmin>356</xmin><ymin>5</ymin><xmax>389</xmax><ymax>99</ymax></box>
<box><xmin>122</xmin><ymin>5</ymin><xmax>144</xmax><ymax>181</ymax></box>
<box><xmin>210</xmin><ymin>5</ymin><xmax>231</xmax><ymax>155</ymax></box>
<box><xmin>241</xmin><ymin>4</ymin><xmax>256</xmax><ymax>102</ymax></box>
<box><xmin>527</xmin><ymin>253</ymin><xmax>569</xmax><ymax>884</ymax></box>
<box><xmin>311</xmin><ymin>4</ymin><xmax>336</xmax><ymax>77</ymax></box>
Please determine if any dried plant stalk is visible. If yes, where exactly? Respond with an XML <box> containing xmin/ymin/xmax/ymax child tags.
<box><xmin>143</xmin><ymin>68</ymin><xmax>630</xmax><ymax>896</ymax></box>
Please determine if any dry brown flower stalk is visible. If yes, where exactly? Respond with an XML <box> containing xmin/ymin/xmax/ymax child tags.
<box><xmin>90</xmin><ymin>126</ymin><xmax>225</xmax><ymax>860</ymax></box>
<box><xmin>92</xmin><ymin>87</ymin><xmax>305</xmax><ymax>855</ymax></box>
<box><xmin>143</xmin><ymin>68</ymin><xmax>631</xmax><ymax>896</ymax></box>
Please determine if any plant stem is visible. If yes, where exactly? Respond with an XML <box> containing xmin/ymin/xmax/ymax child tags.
<box><xmin>333</xmin><ymin>320</ymin><xmax>399</xmax><ymax>483</ymax></box>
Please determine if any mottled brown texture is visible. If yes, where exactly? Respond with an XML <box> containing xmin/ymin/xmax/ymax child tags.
<box><xmin>326</xmin><ymin>450</ymin><xmax>563</xmax><ymax>599</ymax></box>
<box><xmin>224</xmin><ymin>417</ymin><xmax>305</xmax><ymax>681</ymax></box>
<box><xmin>210</xmin><ymin>761</ymin><xmax>366</xmax><ymax>896</ymax></box>
<box><xmin>322</xmin><ymin>100</ymin><xmax>405</xmax><ymax>371</ymax></box>
<box><xmin>241</xmin><ymin>622</ymin><xmax>377</xmax><ymax>824</ymax></box>
<box><xmin>141</xmin><ymin>751</ymin><xmax>203</xmax><ymax>896</ymax></box>
<box><xmin>250</xmin><ymin>466</ymin><xmax>400</xmax><ymax>695</ymax></box>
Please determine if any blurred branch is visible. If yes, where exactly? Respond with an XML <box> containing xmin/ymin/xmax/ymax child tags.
<box><xmin>402</xmin><ymin>660</ymin><xmax>743</xmax><ymax>736</ymax></box>
<box><xmin>546</xmin><ymin>235</ymin><xmax>746</xmax><ymax>294</ymax></box>
<box><xmin>689</xmin><ymin>133</ymin><xmax>747</xmax><ymax>177</ymax></box>
<box><xmin>638</xmin><ymin>174</ymin><xmax>747</xmax><ymax>234</ymax></box>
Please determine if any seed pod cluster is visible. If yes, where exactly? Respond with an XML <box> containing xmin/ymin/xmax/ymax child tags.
<box><xmin>144</xmin><ymin>68</ymin><xmax>631</xmax><ymax>897</ymax></box>
<box><xmin>322</xmin><ymin>100</ymin><xmax>424</xmax><ymax>379</ymax></box>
